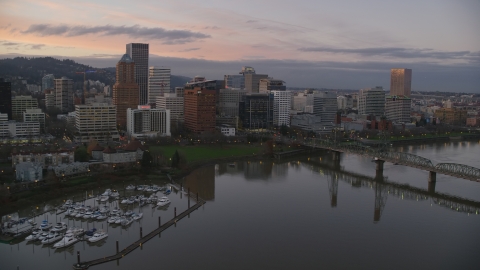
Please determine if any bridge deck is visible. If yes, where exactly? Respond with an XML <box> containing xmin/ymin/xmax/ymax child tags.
<box><xmin>308</xmin><ymin>144</ymin><xmax>480</xmax><ymax>182</ymax></box>
<box><xmin>73</xmin><ymin>195</ymin><xmax>205</xmax><ymax>270</ymax></box>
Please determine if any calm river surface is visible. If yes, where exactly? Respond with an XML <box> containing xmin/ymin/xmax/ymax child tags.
<box><xmin>2</xmin><ymin>141</ymin><xmax>480</xmax><ymax>270</ymax></box>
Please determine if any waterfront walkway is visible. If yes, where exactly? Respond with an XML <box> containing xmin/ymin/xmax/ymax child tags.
<box><xmin>72</xmin><ymin>194</ymin><xmax>205</xmax><ymax>269</ymax></box>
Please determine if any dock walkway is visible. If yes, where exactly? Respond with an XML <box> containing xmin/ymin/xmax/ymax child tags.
<box><xmin>73</xmin><ymin>194</ymin><xmax>205</xmax><ymax>269</ymax></box>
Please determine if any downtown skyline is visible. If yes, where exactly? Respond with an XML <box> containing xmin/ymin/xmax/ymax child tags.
<box><xmin>0</xmin><ymin>0</ymin><xmax>479</xmax><ymax>92</ymax></box>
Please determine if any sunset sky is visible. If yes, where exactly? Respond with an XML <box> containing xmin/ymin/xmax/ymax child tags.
<box><xmin>1</xmin><ymin>0</ymin><xmax>479</xmax><ymax>92</ymax></box>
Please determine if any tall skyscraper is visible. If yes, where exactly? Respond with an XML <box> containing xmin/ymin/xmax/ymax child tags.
<box><xmin>0</xmin><ymin>78</ymin><xmax>12</xmax><ymax>120</ymax></box>
<box><xmin>184</xmin><ymin>80</ymin><xmax>217</xmax><ymax>133</ymax></box>
<box><xmin>126</xmin><ymin>43</ymin><xmax>149</xmax><ymax>105</ymax></box>
<box><xmin>54</xmin><ymin>77</ymin><xmax>74</xmax><ymax>113</ymax></box>
<box><xmin>390</xmin><ymin>68</ymin><xmax>412</xmax><ymax>97</ymax></box>
<box><xmin>113</xmin><ymin>54</ymin><xmax>139</xmax><ymax>128</ymax></box>
<box><xmin>148</xmin><ymin>66</ymin><xmax>171</xmax><ymax>105</ymax></box>
<box><xmin>218</xmin><ymin>89</ymin><xmax>246</xmax><ymax>117</ymax></box>
<box><xmin>358</xmin><ymin>87</ymin><xmax>386</xmax><ymax>119</ymax></box>
<box><xmin>272</xmin><ymin>90</ymin><xmax>291</xmax><ymax>127</ymax></box>
<box><xmin>245</xmin><ymin>74</ymin><xmax>268</xmax><ymax>94</ymax></box>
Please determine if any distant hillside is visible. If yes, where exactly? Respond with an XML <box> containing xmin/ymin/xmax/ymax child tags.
<box><xmin>0</xmin><ymin>57</ymin><xmax>191</xmax><ymax>90</ymax></box>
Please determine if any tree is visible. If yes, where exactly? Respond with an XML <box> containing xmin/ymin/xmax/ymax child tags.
<box><xmin>74</xmin><ymin>146</ymin><xmax>89</xmax><ymax>162</ymax></box>
<box><xmin>141</xmin><ymin>150</ymin><xmax>153</xmax><ymax>167</ymax></box>
<box><xmin>171</xmin><ymin>150</ymin><xmax>180</xmax><ymax>168</ymax></box>
<box><xmin>280</xmin><ymin>124</ymin><xmax>289</xmax><ymax>136</ymax></box>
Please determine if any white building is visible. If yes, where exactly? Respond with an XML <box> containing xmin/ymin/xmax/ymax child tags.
<box><xmin>385</xmin><ymin>95</ymin><xmax>412</xmax><ymax>123</ymax></box>
<box><xmin>218</xmin><ymin>125</ymin><xmax>236</xmax><ymax>136</ymax></box>
<box><xmin>358</xmin><ymin>87</ymin><xmax>386</xmax><ymax>119</ymax></box>
<box><xmin>156</xmin><ymin>93</ymin><xmax>184</xmax><ymax>123</ymax></box>
<box><xmin>12</xmin><ymin>151</ymin><xmax>74</xmax><ymax>168</ymax></box>
<box><xmin>272</xmin><ymin>90</ymin><xmax>292</xmax><ymax>127</ymax></box>
<box><xmin>126</xmin><ymin>105</ymin><xmax>171</xmax><ymax>139</ymax></box>
<box><xmin>313</xmin><ymin>91</ymin><xmax>338</xmax><ymax>133</ymax></box>
<box><xmin>15</xmin><ymin>162</ymin><xmax>43</xmax><ymax>181</ymax></box>
<box><xmin>74</xmin><ymin>103</ymin><xmax>119</xmax><ymax>143</ymax></box>
<box><xmin>218</xmin><ymin>89</ymin><xmax>246</xmax><ymax>117</ymax></box>
<box><xmin>0</xmin><ymin>113</ymin><xmax>7</xmax><ymax>122</ymax></box>
<box><xmin>23</xmin><ymin>109</ymin><xmax>45</xmax><ymax>133</ymax></box>
<box><xmin>55</xmin><ymin>77</ymin><xmax>74</xmax><ymax>113</ymax></box>
<box><xmin>148</xmin><ymin>66</ymin><xmax>171</xmax><ymax>105</ymax></box>
<box><xmin>104</xmin><ymin>85</ymin><xmax>111</xmax><ymax>96</ymax></box>
<box><xmin>0</xmin><ymin>121</ymin><xmax>40</xmax><ymax>138</ymax></box>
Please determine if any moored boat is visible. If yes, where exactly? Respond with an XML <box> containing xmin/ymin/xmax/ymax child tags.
<box><xmin>88</xmin><ymin>231</ymin><xmax>108</xmax><ymax>242</ymax></box>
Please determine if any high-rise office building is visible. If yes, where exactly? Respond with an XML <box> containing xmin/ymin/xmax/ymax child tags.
<box><xmin>126</xmin><ymin>105</ymin><xmax>171</xmax><ymax>139</ymax></box>
<box><xmin>337</xmin><ymin>95</ymin><xmax>353</xmax><ymax>110</ymax></box>
<box><xmin>12</xmin><ymin>96</ymin><xmax>38</xmax><ymax>121</ymax></box>
<box><xmin>55</xmin><ymin>77</ymin><xmax>74</xmax><ymax>113</ymax></box>
<box><xmin>239</xmin><ymin>93</ymin><xmax>273</xmax><ymax>130</ymax></box>
<box><xmin>224</xmin><ymin>75</ymin><xmax>245</xmax><ymax>89</ymax></box>
<box><xmin>272</xmin><ymin>90</ymin><xmax>291</xmax><ymax>127</ymax></box>
<box><xmin>390</xmin><ymin>68</ymin><xmax>412</xmax><ymax>97</ymax></box>
<box><xmin>313</xmin><ymin>91</ymin><xmax>338</xmax><ymax>131</ymax></box>
<box><xmin>0</xmin><ymin>78</ymin><xmax>12</xmax><ymax>120</ymax></box>
<box><xmin>23</xmin><ymin>109</ymin><xmax>45</xmax><ymax>133</ymax></box>
<box><xmin>385</xmin><ymin>95</ymin><xmax>411</xmax><ymax>123</ymax></box>
<box><xmin>113</xmin><ymin>54</ymin><xmax>139</xmax><ymax>128</ymax></box>
<box><xmin>126</xmin><ymin>43</ymin><xmax>149</xmax><ymax>105</ymax></box>
<box><xmin>184</xmin><ymin>81</ymin><xmax>217</xmax><ymax>133</ymax></box>
<box><xmin>259</xmin><ymin>78</ymin><xmax>286</xmax><ymax>94</ymax></box>
<box><xmin>74</xmin><ymin>103</ymin><xmax>119</xmax><ymax>142</ymax></box>
<box><xmin>245</xmin><ymin>74</ymin><xmax>268</xmax><ymax>94</ymax></box>
<box><xmin>42</xmin><ymin>74</ymin><xmax>55</xmax><ymax>92</ymax></box>
<box><xmin>218</xmin><ymin>89</ymin><xmax>246</xmax><ymax>117</ymax></box>
<box><xmin>358</xmin><ymin>87</ymin><xmax>386</xmax><ymax>119</ymax></box>
<box><xmin>147</xmin><ymin>66</ymin><xmax>170</xmax><ymax>105</ymax></box>
<box><xmin>156</xmin><ymin>93</ymin><xmax>184</xmax><ymax>124</ymax></box>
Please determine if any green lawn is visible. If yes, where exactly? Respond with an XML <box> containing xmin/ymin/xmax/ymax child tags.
<box><xmin>150</xmin><ymin>144</ymin><xmax>263</xmax><ymax>164</ymax></box>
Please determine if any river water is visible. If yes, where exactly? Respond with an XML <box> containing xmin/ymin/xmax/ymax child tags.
<box><xmin>2</xmin><ymin>141</ymin><xmax>480</xmax><ymax>270</ymax></box>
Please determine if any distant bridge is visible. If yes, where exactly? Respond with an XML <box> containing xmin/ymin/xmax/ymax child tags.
<box><xmin>302</xmin><ymin>139</ymin><xmax>480</xmax><ymax>182</ymax></box>
<box><xmin>300</xmin><ymin>158</ymin><xmax>480</xmax><ymax>222</ymax></box>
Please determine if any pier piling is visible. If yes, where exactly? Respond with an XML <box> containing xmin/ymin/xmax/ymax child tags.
<box><xmin>158</xmin><ymin>216</ymin><xmax>161</xmax><ymax>228</ymax></box>
<box><xmin>116</xmin><ymin>241</ymin><xmax>119</xmax><ymax>254</ymax></box>
<box><xmin>77</xmin><ymin>251</ymin><xmax>80</xmax><ymax>264</ymax></box>
<box><xmin>140</xmin><ymin>227</ymin><xmax>143</xmax><ymax>238</ymax></box>
<box><xmin>174</xmin><ymin>207</ymin><xmax>177</xmax><ymax>218</ymax></box>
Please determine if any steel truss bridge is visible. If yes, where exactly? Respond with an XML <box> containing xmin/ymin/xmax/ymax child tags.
<box><xmin>301</xmin><ymin>159</ymin><xmax>480</xmax><ymax>222</ymax></box>
<box><xmin>303</xmin><ymin>139</ymin><xmax>480</xmax><ymax>182</ymax></box>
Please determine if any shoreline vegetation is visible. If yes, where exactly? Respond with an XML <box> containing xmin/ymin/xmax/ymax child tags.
<box><xmin>1</xmin><ymin>135</ymin><xmax>478</xmax><ymax>216</ymax></box>
<box><xmin>0</xmin><ymin>144</ymin><xmax>265</xmax><ymax>216</ymax></box>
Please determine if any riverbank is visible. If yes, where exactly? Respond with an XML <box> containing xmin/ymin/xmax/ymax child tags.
<box><xmin>0</xmin><ymin>144</ymin><xmax>266</xmax><ymax>216</ymax></box>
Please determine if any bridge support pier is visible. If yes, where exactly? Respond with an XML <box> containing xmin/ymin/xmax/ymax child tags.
<box><xmin>428</xmin><ymin>171</ymin><xmax>436</xmax><ymax>183</ymax></box>
<box><xmin>332</xmin><ymin>151</ymin><xmax>341</xmax><ymax>161</ymax></box>
<box><xmin>375</xmin><ymin>160</ymin><xmax>385</xmax><ymax>172</ymax></box>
